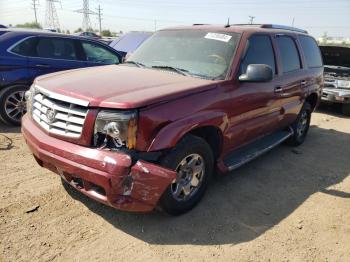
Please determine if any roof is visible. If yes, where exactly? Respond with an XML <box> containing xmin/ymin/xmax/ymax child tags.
<box><xmin>0</xmin><ymin>28</ymin><xmax>111</xmax><ymax>46</ymax></box>
<box><xmin>0</xmin><ymin>27</ymin><xmax>58</xmax><ymax>34</ymax></box>
<box><xmin>160</xmin><ymin>24</ymin><xmax>309</xmax><ymax>35</ymax></box>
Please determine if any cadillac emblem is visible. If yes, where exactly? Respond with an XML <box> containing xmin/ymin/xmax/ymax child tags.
<box><xmin>46</xmin><ymin>109</ymin><xmax>56</xmax><ymax>124</ymax></box>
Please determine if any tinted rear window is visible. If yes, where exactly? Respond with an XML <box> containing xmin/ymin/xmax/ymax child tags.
<box><xmin>276</xmin><ymin>36</ymin><xmax>301</xmax><ymax>73</ymax></box>
<box><xmin>11</xmin><ymin>37</ymin><xmax>38</xmax><ymax>56</ymax></box>
<box><xmin>36</xmin><ymin>37</ymin><xmax>78</xmax><ymax>60</ymax></box>
<box><xmin>299</xmin><ymin>36</ymin><xmax>323</xmax><ymax>68</ymax></box>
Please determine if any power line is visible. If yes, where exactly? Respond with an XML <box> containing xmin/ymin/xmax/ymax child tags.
<box><xmin>75</xmin><ymin>0</ymin><xmax>97</xmax><ymax>31</ymax></box>
<box><xmin>96</xmin><ymin>4</ymin><xmax>102</xmax><ymax>34</ymax></box>
<box><xmin>31</xmin><ymin>0</ymin><xmax>39</xmax><ymax>24</ymax></box>
<box><xmin>45</xmin><ymin>0</ymin><xmax>60</xmax><ymax>29</ymax></box>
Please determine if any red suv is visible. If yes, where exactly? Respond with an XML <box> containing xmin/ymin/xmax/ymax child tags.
<box><xmin>22</xmin><ymin>24</ymin><xmax>323</xmax><ymax>215</ymax></box>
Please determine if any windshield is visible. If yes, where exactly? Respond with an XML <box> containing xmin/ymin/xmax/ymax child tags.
<box><xmin>126</xmin><ymin>30</ymin><xmax>241</xmax><ymax>79</ymax></box>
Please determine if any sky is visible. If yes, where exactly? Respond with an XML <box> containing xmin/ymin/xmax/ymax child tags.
<box><xmin>1</xmin><ymin>0</ymin><xmax>350</xmax><ymax>38</ymax></box>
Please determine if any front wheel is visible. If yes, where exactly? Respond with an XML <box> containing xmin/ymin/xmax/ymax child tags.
<box><xmin>159</xmin><ymin>135</ymin><xmax>214</xmax><ymax>215</ymax></box>
<box><xmin>287</xmin><ymin>102</ymin><xmax>311</xmax><ymax>146</ymax></box>
<box><xmin>0</xmin><ymin>85</ymin><xmax>28</xmax><ymax>126</ymax></box>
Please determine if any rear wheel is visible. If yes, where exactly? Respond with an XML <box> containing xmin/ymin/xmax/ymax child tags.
<box><xmin>0</xmin><ymin>85</ymin><xmax>28</xmax><ymax>126</ymax></box>
<box><xmin>287</xmin><ymin>102</ymin><xmax>311</xmax><ymax>146</ymax></box>
<box><xmin>342</xmin><ymin>104</ymin><xmax>350</xmax><ymax>116</ymax></box>
<box><xmin>159</xmin><ymin>135</ymin><xmax>214</xmax><ymax>215</ymax></box>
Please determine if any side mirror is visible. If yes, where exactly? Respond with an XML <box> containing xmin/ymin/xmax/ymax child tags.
<box><xmin>239</xmin><ymin>64</ymin><xmax>274</xmax><ymax>82</ymax></box>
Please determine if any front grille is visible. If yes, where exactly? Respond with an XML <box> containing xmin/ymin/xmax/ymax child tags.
<box><xmin>324</xmin><ymin>78</ymin><xmax>337</xmax><ymax>89</ymax></box>
<box><xmin>32</xmin><ymin>92</ymin><xmax>88</xmax><ymax>138</ymax></box>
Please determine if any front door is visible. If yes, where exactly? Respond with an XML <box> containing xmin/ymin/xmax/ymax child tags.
<box><xmin>225</xmin><ymin>34</ymin><xmax>282</xmax><ymax>150</ymax></box>
<box><xmin>80</xmin><ymin>41</ymin><xmax>120</xmax><ymax>67</ymax></box>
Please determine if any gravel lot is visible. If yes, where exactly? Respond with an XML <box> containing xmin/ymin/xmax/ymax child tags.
<box><xmin>1</xmin><ymin>106</ymin><xmax>349</xmax><ymax>262</ymax></box>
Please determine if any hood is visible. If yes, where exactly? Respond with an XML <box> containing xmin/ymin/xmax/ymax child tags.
<box><xmin>320</xmin><ymin>45</ymin><xmax>350</xmax><ymax>68</ymax></box>
<box><xmin>35</xmin><ymin>65</ymin><xmax>215</xmax><ymax>108</ymax></box>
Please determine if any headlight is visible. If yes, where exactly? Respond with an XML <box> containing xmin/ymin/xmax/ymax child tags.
<box><xmin>25</xmin><ymin>84</ymin><xmax>35</xmax><ymax>116</ymax></box>
<box><xmin>337</xmin><ymin>80</ymin><xmax>350</xmax><ymax>89</ymax></box>
<box><xmin>93</xmin><ymin>110</ymin><xmax>138</xmax><ymax>150</ymax></box>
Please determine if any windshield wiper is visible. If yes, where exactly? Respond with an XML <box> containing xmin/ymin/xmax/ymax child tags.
<box><xmin>151</xmin><ymin>65</ymin><xmax>190</xmax><ymax>76</ymax></box>
<box><xmin>124</xmin><ymin>60</ymin><xmax>146</xmax><ymax>68</ymax></box>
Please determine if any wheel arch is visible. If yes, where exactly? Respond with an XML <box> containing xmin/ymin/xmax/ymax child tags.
<box><xmin>305</xmin><ymin>92</ymin><xmax>319</xmax><ymax>112</ymax></box>
<box><xmin>147</xmin><ymin>111</ymin><xmax>228</xmax><ymax>158</ymax></box>
<box><xmin>188</xmin><ymin>126</ymin><xmax>223</xmax><ymax>159</ymax></box>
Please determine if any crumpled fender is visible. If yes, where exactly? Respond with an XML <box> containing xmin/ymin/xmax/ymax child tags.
<box><xmin>113</xmin><ymin>160</ymin><xmax>177</xmax><ymax>209</ymax></box>
<box><xmin>147</xmin><ymin>110</ymin><xmax>228</xmax><ymax>152</ymax></box>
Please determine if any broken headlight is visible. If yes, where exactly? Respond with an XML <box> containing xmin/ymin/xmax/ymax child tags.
<box><xmin>93</xmin><ymin>110</ymin><xmax>138</xmax><ymax>149</ymax></box>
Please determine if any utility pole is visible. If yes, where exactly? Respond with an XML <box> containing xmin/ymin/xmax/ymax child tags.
<box><xmin>292</xmin><ymin>17</ymin><xmax>295</xmax><ymax>27</ymax></box>
<box><xmin>32</xmin><ymin>0</ymin><xmax>39</xmax><ymax>24</ymax></box>
<box><xmin>154</xmin><ymin>19</ymin><xmax>157</xmax><ymax>32</ymax></box>
<box><xmin>248</xmin><ymin>16</ymin><xmax>255</xmax><ymax>24</ymax></box>
<box><xmin>45</xmin><ymin>0</ymin><xmax>60</xmax><ymax>30</ymax></box>
<box><xmin>96</xmin><ymin>4</ymin><xmax>102</xmax><ymax>34</ymax></box>
<box><xmin>75</xmin><ymin>0</ymin><xmax>97</xmax><ymax>31</ymax></box>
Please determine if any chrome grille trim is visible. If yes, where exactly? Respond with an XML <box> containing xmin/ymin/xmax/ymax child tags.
<box><xmin>35</xmin><ymin>85</ymin><xmax>89</xmax><ymax>107</ymax></box>
<box><xmin>324</xmin><ymin>78</ymin><xmax>337</xmax><ymax>89</ymax></box>
<box><xmin>32</xmin><ymin>88</ymin><xmax>88</xmax><ymax>138</ymax></box>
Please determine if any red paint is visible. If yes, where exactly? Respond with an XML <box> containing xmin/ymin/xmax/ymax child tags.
<box><xmin>22</xmin><ymin>115</ymin><xmax>176</xmax><ymax>212</ymax></box>
<box><xmin>22</xmin><ymin>25</ymin><xmax>323</xmax><ymax>212</ymax></box>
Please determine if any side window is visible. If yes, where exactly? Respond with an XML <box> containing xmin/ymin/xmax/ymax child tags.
<box><xmin>241</xmin><ymin>35</ymin><xmax>276</xmax><ymax>74</ymax></box>
<box><xmin>36</xmin><ymin>37</ymin><xmax>78</xmax><ymax>60</ymax></box>
<box><xmin>276</xmin><ymin>36</ymin><xmax>301</xmax><ymax>73</ymax></box>
<box><xmin>299</xmin><ymin>36</ymin><xmax>323</xmax><ymax>68</ymax></box>
<box><xmin>11</xmin><ymin>37</ymin><xmax>38</xmax><ymax>56</ymax></box>
<box><xmin>82</xmin><ymin>42</ymin><xmax>119</xmax><ymax>64</ymax></box>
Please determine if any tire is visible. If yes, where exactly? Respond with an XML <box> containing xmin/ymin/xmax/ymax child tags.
<box><xmin>0</xmin><ymin>85</ymin><xmax>28</xmax><ymax>126</ymax></box>
<box><xmin>159</xmin><ymin>134</ymin><xmax>214</xmax><ymax>215</ymax></box>
<box><xmin>287</xmin><ymin>102</ymin><xmax>311</xmax><ymax>146</ymax></box>
<box><xmin>342</xmin><ymin>104</ymin><xmax>350</xmax><ymax>116</ymax></box>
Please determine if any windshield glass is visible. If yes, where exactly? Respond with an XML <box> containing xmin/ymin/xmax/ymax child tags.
<box><xmin>127</xmin><ymin>30</ymin><xmax>241</xmax><ymax>79</ymax></box>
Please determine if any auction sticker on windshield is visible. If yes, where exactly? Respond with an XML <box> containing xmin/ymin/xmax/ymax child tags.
<box><xmin>205</xmin><ymin>32</ymin><xmax>232</xmax><ymax>42</ymax></box>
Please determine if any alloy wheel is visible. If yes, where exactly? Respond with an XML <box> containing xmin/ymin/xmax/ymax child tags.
<box><xmin>4</xmin><ymin>91</ymin><xmax>26</xmax><ymax>122</ymax></box>
<box><xmin>171</xmin><ymin>153</ymin><xmax>205</xmax><ymax>201</ymax></box>
<box><xmin>297</xmin><ymin>110</ymin><xmax>308</xmax><ymax>138</ymax></box>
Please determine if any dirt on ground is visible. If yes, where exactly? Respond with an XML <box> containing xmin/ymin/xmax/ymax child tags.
<box><xmin>0</xmin><ymin>105</ymin><xmax>349</xmax><ymax>262</ymax></box>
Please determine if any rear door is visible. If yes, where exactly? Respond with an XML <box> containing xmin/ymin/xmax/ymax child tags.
<box><xmin>273</xmin><ymin>34</ymin><xmax>304</xmax><ymax>126</ymax></box>
<box><xmin>27</xmin><ymin>36</ymin><xmax>86</xmax><ymax>77</ymax></box>
<box><xmin>2</xmin><ymin>35</ymin><xmax>34</xmax><ymax>85</ymax></box>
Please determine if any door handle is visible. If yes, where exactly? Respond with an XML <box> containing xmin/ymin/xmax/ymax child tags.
<box><xmin>35</xmin><ymin>64</ymin><xmax>51</xmax><ymax>68</ymax></box>
<box><xmin>274</xmin><ymin>86</ymin><xmax>283</xmax><ymax>93</ymax></box>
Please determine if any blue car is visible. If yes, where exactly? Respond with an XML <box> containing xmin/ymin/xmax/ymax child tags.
<box><xmin>0</xmin><ymin>28</ymin><xmax>122</xmax><ymax>125</ymax></box>
<box><xmin>109</xmin><ymin>31</ymin><xmax>152</xmax><ymax>58</ymax></box>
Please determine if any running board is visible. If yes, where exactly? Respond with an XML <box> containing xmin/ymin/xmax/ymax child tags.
<box><xmin>224</xmin><ymin>129</ymin><xmax>293</xmax><ymax>171</ymax></box>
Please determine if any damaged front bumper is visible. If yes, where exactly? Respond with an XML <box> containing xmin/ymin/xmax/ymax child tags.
<box><xmin>321</xmin><ymin>88</ymin><xmax>350</xmax><ymax>104</ymax></box>
<box><xmin>21</xmin><ymin>114</ymin><xmax>176</xmax><ymax>212</ymax></box>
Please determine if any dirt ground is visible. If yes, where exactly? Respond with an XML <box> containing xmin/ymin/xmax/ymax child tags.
<box><xmin>0</xmin><ymin>105</ymin><xmax>349</xmax><ymax>262</ymax></box>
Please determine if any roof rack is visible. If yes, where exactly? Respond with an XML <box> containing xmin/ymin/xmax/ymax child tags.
<box><xmin>261</xmin><ymin>24</ymin><xmax>308</xmax><ymax>34</ymax></box>
<box><xmin>193</xmin><ymin>24</ymin><xmax>209</xmax><ymax>26</ymax></box>
<box><xmin>232</xmin><ymin>24</ymin><xmax>308</xmax><ymax>34</ymax></box>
